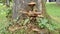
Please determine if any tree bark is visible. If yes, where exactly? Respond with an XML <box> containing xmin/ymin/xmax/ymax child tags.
<box><xmin>56</xmin><ymin>0</ymin><xmax>60</xmax><ymax>5</ymax></box>
<box><xmin>6</xmin><ymin>0</ymin><xmax>10</xmax><ymax>7</ymax></box>
<box><xmin>12</xmin><ymin>0</ymin><xmax>20</xmax><ymax>19</ymax></box>
<box><xmin>12</xmin><ymin>0</ymin><xmax>39</xmax><ymax>19</ymax></box>
<box><xmin>11</xmin><ymin>0</ymin><xmax>51</xmax><ymax>34</ymax></box>
<box><xmin>42</xmin><ymin>0</ymin><xmax>51</xmax><ymax>23</ymax></box>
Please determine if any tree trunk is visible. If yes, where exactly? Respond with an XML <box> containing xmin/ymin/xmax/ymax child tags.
<box><xmin>11</xmin><ymin>0</ymin><xmax>51</xmax><ymax>34</ymax></box>
<box><xmin>56</xmin><ymin>0</ymin><xmax>60</xmax><ymax>5</ymax></box>
<box><xmin>6</xmin><ymin>0</ymin><xmax>10</xmax><ymax>7</ymax></box>
<box><xmin>12</xmin><ymin>0</ymin><xmax>20</xmax><ymax>19</ymax></box>
<box><xmin>42</xmin><ymin>0</ymin><xmax>51</xmax><ymax>20</ymax></box>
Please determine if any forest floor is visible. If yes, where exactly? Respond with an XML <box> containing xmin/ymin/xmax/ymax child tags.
<box><xmin>0</xmin><ymin>2</ymin><xmax>60</xmax><ymax>34</ymax></box>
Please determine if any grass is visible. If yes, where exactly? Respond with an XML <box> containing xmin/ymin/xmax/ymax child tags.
<box><xmin>46</xmin><ymin>2</ymin><xmax>60</xmax><ymax>29</ymax></box>
<box><xmin>46</xmin><ymin>2</ymin><xmax>60</xmax><ymax>23</ymax></box>
<box><xmin>46</xmin><ymin>2</ymin><xmax>60</xmax><ymax>18</ymax></box>
<box><xmin>0</xmin><ymin>3</ymin><xmax>10</xmax><ymax>34</ymax></box>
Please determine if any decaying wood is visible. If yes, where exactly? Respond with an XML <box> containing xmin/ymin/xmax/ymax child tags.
<box><xmin>12</xmin><ymin>0</ymin><xmax>41</xmax><ymax>19</ymax></box>
<box><xmin>9</xmin><ymin>0</ymin><xmax>51</xmax><ymax>34</ymax></box>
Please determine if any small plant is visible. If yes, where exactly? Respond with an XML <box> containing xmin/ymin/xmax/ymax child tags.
<box><xmin>36</xmin><ymin>17</ymin><xmax>56</xmax><ymax>31</ymax></box>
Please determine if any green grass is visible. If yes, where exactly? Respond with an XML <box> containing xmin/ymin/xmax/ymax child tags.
<box><xmin>46</xmin><ymin>2</ymin><xmax>60</xmax><ymax>23</ymax></box>
<box><xmin>46</xmin><ymin>2</ymin><xmax>60</xmax><ymax>18</ymax></box>
<box><xmin>0</xmin><ymin>3</ymin><xmax>10</xmax><ymax>34</ymax></box>
<box><xmin>46</xmin><ymin>2</ymin><xmax>60</xmax><ymax>29</ymax></box>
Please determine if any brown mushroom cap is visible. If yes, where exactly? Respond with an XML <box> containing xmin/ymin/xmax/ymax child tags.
<box><xmin>28</xmin><ymin>2</ymin><xmax>36</xmax><ymax>7</ymax></box>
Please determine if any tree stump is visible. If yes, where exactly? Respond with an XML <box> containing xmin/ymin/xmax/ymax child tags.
<box><xmin>7</xmin><ymin>0</ymin><xmax>52</xmax><ymax>34</ymax></box>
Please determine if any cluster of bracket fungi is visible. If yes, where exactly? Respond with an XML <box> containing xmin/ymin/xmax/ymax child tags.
<box><xmin>7</xmin><ymin>1</ymin><xmax>45</xmax><ymax>34</ymax></box>
<box><xmin>21</xmin><ymin>1</ymin><xmax>44</xmax><ymax>18</ymax></box>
